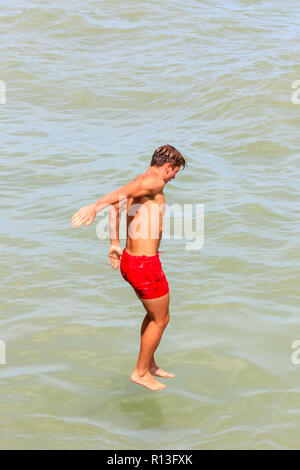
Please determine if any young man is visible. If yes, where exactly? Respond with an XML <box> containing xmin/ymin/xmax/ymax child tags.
<box><xmin>72</xmin><ymin>144</ymin><xmax>187</xmax><ymax>391</ymax></box>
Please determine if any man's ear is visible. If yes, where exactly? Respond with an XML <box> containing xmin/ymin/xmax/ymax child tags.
<box><xmin>164</xmin><ymin>162</ymin><xmax>172</xmax><ymax>173</ymax></box>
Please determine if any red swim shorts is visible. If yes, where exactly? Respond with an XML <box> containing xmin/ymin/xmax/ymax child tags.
<box><xmin>120</xmin><ymin>248</ymin><xmax>169</xmax><ymax>300</ymax></box>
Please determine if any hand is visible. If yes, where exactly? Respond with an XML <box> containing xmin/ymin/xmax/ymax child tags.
<box><xmin>72</xmin><ymin>203</ymin><xmax>96</xmax><ymax>227</ymax></box>
<box><xmin>108</xmin><ymin>244</ymin><xmax>122</xmax><ymax>271</ymax></box>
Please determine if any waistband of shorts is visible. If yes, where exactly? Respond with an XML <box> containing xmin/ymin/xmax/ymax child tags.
<box><xmin>123</xmin><ymin>248</ymin><xmax>163</xmax><ymax>259</ymax></box>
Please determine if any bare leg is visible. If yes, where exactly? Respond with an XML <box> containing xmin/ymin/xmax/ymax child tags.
<box><xmin>130</xmin><ymin>292</ymin><xmax>170</xmax><ymax>391</ymax></box>
<box><xmin>140</xmin><ymin>312</ymin><xmax>175</xmax><ymax>378</ymax></box>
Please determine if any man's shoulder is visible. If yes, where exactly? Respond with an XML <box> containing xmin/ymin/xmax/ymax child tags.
<box><xmin>141</xmin><ymin>174</ymin><xmax>164</xmax><ymax>194</ymax></box>
<box><xmin>125</xmin><ymin>171</ymin><xmax>164</xmax><ymax>198</ymax></box>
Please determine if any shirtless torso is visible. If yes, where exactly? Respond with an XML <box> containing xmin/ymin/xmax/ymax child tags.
<box><xmin>125</xmin><ymin>174</ymin><xmax>166</xmax><ymax>256</ymax></box>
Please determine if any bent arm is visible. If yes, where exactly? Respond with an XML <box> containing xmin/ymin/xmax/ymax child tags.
<box><xmin>108</xmin><ymin>199</ymin><xmax>127</xmax><ymax>270</ymax></box>
<box><xmin>109</xmin><ymin>198</ymin><xmax>126</xmax><ymax>246</ymax></box>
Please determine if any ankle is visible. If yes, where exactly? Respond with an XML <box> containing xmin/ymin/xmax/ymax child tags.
<box><xmin>134</xmin><ymin>367</ymin><xmax>149</xmax><ymax>377</ymax></box>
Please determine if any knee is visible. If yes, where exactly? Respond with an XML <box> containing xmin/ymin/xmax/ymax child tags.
<box><xmin>157</xmin><ymin>310</ymin><xmax>169</xmax><ymax>329</ymax></box>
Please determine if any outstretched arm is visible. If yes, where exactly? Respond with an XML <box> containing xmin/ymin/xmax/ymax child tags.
<box><xmin>71</xmin><ymin>175</ymin><xmax>163</xmax><ymax>228</ymax></box>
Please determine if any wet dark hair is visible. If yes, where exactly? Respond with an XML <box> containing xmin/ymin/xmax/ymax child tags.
<box><xmin>150</xmin><ymin>144</ymin><xmax>187</xmax><ymax>170</ymax></box>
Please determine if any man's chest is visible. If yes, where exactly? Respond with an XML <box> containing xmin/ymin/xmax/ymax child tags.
<box><xmin>127</xmin><ymin>193</ymin><xmax>165</xmax><ymax>218</ymax></box>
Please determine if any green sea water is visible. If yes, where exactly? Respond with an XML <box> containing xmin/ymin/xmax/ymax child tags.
<box><xmin>0</xmin><ymin>0</ymin><xmax>300</xmax><ymax>449</ymax></box>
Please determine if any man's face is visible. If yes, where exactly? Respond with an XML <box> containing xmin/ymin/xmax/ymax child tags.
<box><xmin>166</xmin><ymin>165</ymin><xmax>181</xmax><ymax>182</ymax></box>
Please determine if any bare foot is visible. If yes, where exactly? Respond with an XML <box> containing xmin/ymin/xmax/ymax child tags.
<box><xmin>150</xmin><ymin>365</ymin><xmax>175</xmax><ymax>378</ymax></box>
<box><xmin>130</xmin><ymin>370</ymin><xmax>167</xmax><ymax>391</ymax></box>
